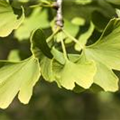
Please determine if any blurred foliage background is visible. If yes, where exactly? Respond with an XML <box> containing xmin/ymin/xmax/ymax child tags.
<box><xmin>1</xmin><ymin>0</ymin><xmax>120</xmax><ymax>120</ymax></box>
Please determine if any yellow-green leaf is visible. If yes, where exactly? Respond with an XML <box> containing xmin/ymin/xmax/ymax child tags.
<box><xmin>75</xmin><ymin>22</ymin><xmax>94</xmax><ymax>51</ymax></box>
<box><xmin>0</xmin><ymin>56</ymin><xmax>40</xmax><ymax>109</ymax></box>
<box><xmin>93</xmin><ymin>62</ymin><xmax>118</xmax><ymax>92</ymax></box>
<box><xmin>86</xmin><ymin>18</ymin><xmax>120</xmax><ymax>70</ymax></box>
<box><xmin>84</xmin><ymin>18</ymin><xmax>120</xmax><ymax>92</ymax></box>
<box><xmin>0</xmin><ymin>0</ymin><xmax>24</xmax><ymax>37</ymax></box>
<box><xmin>15</xmin><ymin>8</ymin><xmax>49</xmax><ymax>40</ymax></box>
<box><xmin>53</xmin><ymin>54</ymin><xmax>96</xmax><ymax>90</ymax></box>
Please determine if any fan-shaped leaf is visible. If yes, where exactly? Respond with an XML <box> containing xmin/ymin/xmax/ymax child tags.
<box><xmin>86</xmin><ymin>18</ymin><xmax>120</xmax><ymax>70</ymax></box>
<box><xmin>15</xmin><ymin>8</ymin><xmax>49</xmax><ymax>40</ymax></box>
<box><xmin>53</xmin><ymin>54</ymin><xmax>96</xmax><ymax>90</ymax></box>
<box><xmin>84</xmin><ymin>18</ymin><xmax>120</xmax><ymax>91</ymax></box>
<box><xmin>0</xmin><ymin>57</ymin><xmax>40</xmax><ymax>109</ymax></box>
<box><xmin>0</xmin><ymin>0</ymin><xmax>24</xmax><ymax>37</ymax></box>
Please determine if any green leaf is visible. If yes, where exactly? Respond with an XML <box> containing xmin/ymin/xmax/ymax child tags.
<box><xmin>63</xmin><ymin>0</ymin><xmax>115</xmax><ymax>23</ymax></box>
<box><xmin>31</xmin><ymin>28</ymin><xmax>53</xmax><ymax>59</ymax></box>
<box><xmin>0</xmin><ymin>56</ymin><xmax>40</xmax><ymax>109</ymax></box>
<box><xmin>15</xmin><ymin>8</ymin><xmax>49</xmax><ymax>40</ymax></box>
<box><xmin>86</xmin><ymin>18</ymin><xmax>120</xmax><ymax>70</ymax></box>
<box><xmin>71</xmin><ymin>17</ymin><xmax>85</xmax><ymax>26</ymax></box>
<box><xmin>40</xmin><ymin>57</ymin><xmax>55</xmax><ymax>82</ymax></box>
<box><xmin>84</xmin><ymin>18</ymin><xmax>120</xmax><ymax>91</ymax></box>
<box><xmin>0</xmin><ymin>0</ymin><xmax>24</xmax><ymax>37</ymax></box>
<box><xmin>8</xmin><ymin>49</ymin><xmax>20</xmax><ymax>62</ymax></box>
<box><xmin>51</xmin><ymin>47</ymin><xmax>80</xmax><ymax>64</ymax></box>
<box><xmin>75</xmin><ymin>22</ymin><xmax>94</xmax><ymax>51</ymax></box>
<box><xmin>53</xmin><ymin>54</ymin><xmax>96</xmax><ymax>90</ymax></box>
<box><xmin>64</xmin><ymin>19</ymin><xmax>79</xmax><ymax>38</ymax></box>
<box><xmin>51</xmin><ymin>47</ymin><xmax>65</xmax><ymax>65</ymax></box>
<box><xmin>93</xmin><ymin>62</ymin><xmax>118</xmax><ymax>92</ymax></box>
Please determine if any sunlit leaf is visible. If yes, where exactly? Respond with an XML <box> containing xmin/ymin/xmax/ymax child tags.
<box><xmin>75</xmin><ymin>22</ymin><xmax>94</xmax><ymax>51</ymax></box>
<box><xmin>84</xmin><ymin>18</ymin><xmax>120</xmax><ymax>91</ymax></box>
<box><xmin>86</xmin><ymin>18</ymin><xmax>120</xmax><ymax>70</ymax></box>
<box><xmin>40</xmin><ymin>57</ymin><xmax>55</xmax><ymax>82</ymax></box>
<box><xmin>0</xmin><ymin>0</ymin><xmax>24</xmax><ymax>37</ymax></box>
<box><xmin>0</xmin><ymin>56</ymin><xmax>40</xmax><ymax>109</ymax></box>
<box><xmin>51</xmin><ymin>47</ymin><xmax>65</xmax><ymax>65</ymax></box>
<box><xmin>8</xmin><ymin>49</ymin><xmax>20</xmax><ymax>62</ymax></box>
<box><xmin>71</xmin><ymin>17</ymin><xmax>85</xmax><ymax>26</ymax></box>
<box><xmin>64</xmin><ymin>19</ymin><xmax>79</xmax><ymax>37</ymax></box>
<box><xmin>15</xmin><ymin>8</ymin><xmax>49</xmax><ymax>40</ymax></box>
<box><xmin>53</xmin><ymin>54</ymin><xmax>96</xmax><ymax>90</ymax></box>
<box><xmin>93</xmin><ymin>62</ymin><xmax>118</xmax><ymax>92</ymax></box>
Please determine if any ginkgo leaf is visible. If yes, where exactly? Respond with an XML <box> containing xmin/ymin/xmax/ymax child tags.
<box><xmin>75</xmin><ymin>22</ymin><xmax>94</xmax><ymax>51</ymax></box>
<box><xmin>0</xmin><ymin>0</ymin><xmax>24</xmax><ymax>37</ymax></box>
<box><xmin>40</xmin><ymin>48</ymin><xmax>81</xmax><ymax>84</ymax></box>
<box><xmin>93</xmin><ymin>62</ymin><xmax>118</xmax><ymax>92</ymax></box>
<box><xmin>0</xmin><ymin>56</ymin><xmax>40</xmax><ymax>109</ymax></box>
<box><xmin>31</xmin><ymin>28</ymin><xmax>53</xmax><ymax>59</ymax></box>
<box><xmin>84</xmin><ymin>18</ymin><xmax>120</xmax><ymax>91</ymax></box>
<box><xmin>53</xmin><ymin>54</ymin><xmax>96</xmax><ymax>90</ymax></box>
<box><xmin>86</xmin><ymin>18</ymin><xmax>120</xmax><ymax>70</ymax></box>
<box><xmin>64</xmin><ymin>19</ymin><xmax>79</xmax><ymax>38</ymax></box>
<box><xmin>15</xmin><ymin>8</ymin><xmax>49</xmax><ymax>40</ymax></box>
<box><xmin>40</xmin><ymin>57</ymin><xmax>55</xmax><ymax>82</ymax></box>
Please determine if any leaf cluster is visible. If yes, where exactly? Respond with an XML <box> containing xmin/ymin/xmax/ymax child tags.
<box><xmin>0</xmin><ymin>0</ymin><xmax>120</xmax><ymax>109</ymax></box>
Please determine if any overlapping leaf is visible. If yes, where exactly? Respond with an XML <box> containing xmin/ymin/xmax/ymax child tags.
<box><xmin>92</xmin><ymin>62</ymin><xmax>118</xmax><ymax>92</ymax></box>
<box><xmin>53</xmin><ymin>56</ymin><xmax>96</xmax><ymax>90</ymax></box>
<box><xmin>75</xmin><ymin>22</ymin><xmax>94</xmax><ymax>51</ymax></box>
<box><xmin>0</xmin><ymin>57</ymin><xmax>40</xmax><ymax>109</ymax></box>
<box><xmin>31</xmin><ymin>28</ymin><xmax>53</xmax><ymax>59</ymax></box>
<box><xmin>40</xmin><ymin>57</ymin><xmax>55</xmax><ymax>82</ymax></box>
<box><xmin>30</xmin><ymin>28</ymin><xmax>55</xmax><ymax>82</ymax></box>
<box><xmin>0</xmin><ymin>0</ymin><xmax>120</xmax><ymax>111</ymax></box>
<box><xmin>30</xmin><ymin>28</ymin><xmax>96</xmax><ymax>90</ymax></box>
<box><xmin>84</xmin><ymin>18</ymin><xmax>120</xmax><ymax>91</ymax></box>
<box><xmin>15</xmin><ymin>8</ymin><xmax>50</xmax><ymax>40</ymax></box>
<box><xmin>86</xmin><ymin>18</ymin><xmax>120</xmax><ymax>70</ymax></box>
<box><xmin>0</xmin><ymin>0</ymin><xmax>24</xmax><ymax>37</ymax></box>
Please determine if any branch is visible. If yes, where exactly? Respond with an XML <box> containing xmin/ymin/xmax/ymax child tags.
<box><xmin>56</xmin><ymin>0</ymin><xmax>63</xmax><ymax>28</ymax></box>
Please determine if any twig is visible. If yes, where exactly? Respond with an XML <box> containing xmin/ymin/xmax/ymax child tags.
<box><xmin>56</xmin><ymin>0</ymin><xmax>63</xmax><ymax>28</ymax></box>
